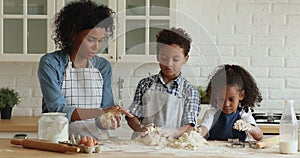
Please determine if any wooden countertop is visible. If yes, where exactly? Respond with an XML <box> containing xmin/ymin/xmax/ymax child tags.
<box><xmin>1</xmin><ymin>116</ymin><xmax>279</xmax><ymax>134</ymax></box>
<box><xmin>0</xmin><ymin>116</ymin><xmax>39</xmax><ymax>132</ymax></box>
<box><xmin>198</xmin><ymin>118</ymin><xmax>279</xmax><ymax>135</ymax></box>
<box><xmin>258</xmin><ymin>124</ymin><xmax>279</xmax><ymax>134</ymax></box>
<box><xmin>1</xmin><ymin>138</ymin><xmax>299</xmax><ymax>158</ymax></box>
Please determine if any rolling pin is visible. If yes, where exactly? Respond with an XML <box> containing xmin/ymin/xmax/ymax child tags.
<box><xmin>11</xmin><ymin>139</ymin><xmax>80</xmax><ymax>153</ymax></box>
<box><xmin>255</xmin><ymin>135</ymin><xmax>279</xmax><ymax>149</ymax></box>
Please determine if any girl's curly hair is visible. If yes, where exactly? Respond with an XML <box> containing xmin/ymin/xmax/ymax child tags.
<box><xmin>156</xmin><ymin>27</ymin><xmax>192</xmax><ymax>56</ymax></box>
<box><xmin>52</xmin><ymin>0</ymin><xmax>115</xmax><ymax>52</ymax></box>
<box><xmin>206</xmin><ymin>64</ymin><xmax>262</xmax><ymax>112</ymax></box>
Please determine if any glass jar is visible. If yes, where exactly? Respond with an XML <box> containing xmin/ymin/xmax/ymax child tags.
<box><xmin>279</xmin><ymin>100</ymin><xmax>298</xmax><ymax>154</ymax></box>
<box><xmin>38</xmin><ymin>112</ymin><xmax>69</xmax><ymax>143</ymax></box>
<box><xmin>298</xmin><ymin>120</ymin><xmax>300</xmax><ymax>151</ymax></box>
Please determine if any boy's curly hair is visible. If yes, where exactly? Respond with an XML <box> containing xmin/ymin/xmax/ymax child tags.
<box><xmin>52</xmin><ymin>0</ymin><xmax>115</xmax><ymax>52</ymax></box>
<box><xmin>156</xmin><ymin>27</ymin><xmax>192</xmax><ymax>56</ymax></box>
<box><xmin>206</xmin><ymin>64</ymin><xmax>262</xmax><ymax>112</ymax></box>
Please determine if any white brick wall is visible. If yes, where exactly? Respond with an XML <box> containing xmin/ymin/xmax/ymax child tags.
<box><xmin>176</xmin><ymin>0</ymin><xmax>300</xmax><ymax>113</ymax></box>
<box><xmin>1</xmin><ymin>0</ymin><xmax>300</xmax><ymax>117</ymax></box>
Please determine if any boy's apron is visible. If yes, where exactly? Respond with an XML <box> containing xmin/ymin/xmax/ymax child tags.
<box><xmin>141</xmin><ymin>80</ymin><xmax>185</xmax><ymax>128</ymax></box>
<box><xmin>61</xmin><ymin>59</ymin><xmax>104</xmax><ymax>139</ymax></box>
<box><xmin>208</xmin><ymin>107</ymin><xmax>246</xmax><ymax>141</ymax></box>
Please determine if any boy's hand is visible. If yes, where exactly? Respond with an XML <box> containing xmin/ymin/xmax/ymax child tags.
<box><xmin>134</xmin><ymin>123</ymin><xmax>155</xmax><ymax>137</ymax></box>
<box><xmin>136</xmin><ymin>123</ymin><xmax>154</xmax><ymax>132</ymax></box>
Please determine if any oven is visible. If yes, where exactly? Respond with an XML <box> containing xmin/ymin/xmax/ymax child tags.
<box><xmin>252</xmin><ymin>112</ymin><xmax>300</xmax><ymax>136</ymax></box>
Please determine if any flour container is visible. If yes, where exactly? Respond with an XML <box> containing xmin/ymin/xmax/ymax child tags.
<box><xmin>38</xmin><ymin>112</ymin><xmax>69</xmax><ymax>143</ymax></box>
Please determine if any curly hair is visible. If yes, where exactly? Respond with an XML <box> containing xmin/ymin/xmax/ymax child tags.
<box><xmin>156</xmin><ymin>27</ymin><xmax>192</xmax><ymax>56</ymax></box>
<box><xmin>206</xmin><ymin>64</ymin><xmax>262</xmax><ymax>112</ymax></box>
<box><xmin>52</xmin><ymin>0</ymin><xmax>115</xmax><ymax>52</ymax></box>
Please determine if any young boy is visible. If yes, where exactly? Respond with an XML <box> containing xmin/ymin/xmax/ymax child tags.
<box><xmin>126</xmin><ymin>27</ymin><xmax>200</xmax><ymax>138</ymax></box>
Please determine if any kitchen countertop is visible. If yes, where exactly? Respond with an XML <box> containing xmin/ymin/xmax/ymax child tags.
<box><xmin>1</xmin><ymin>138</ymin><xmax>299</xmax><ymax>158</ymax></box>
<box><xmin>1</xmin><ymin>116</ymin><xmax>279</xmax><ymax>134</ymax></box>
<box><xmin>0</xmin><ymin>116</ymin><xmax>39</xmax><ymax>132</ymax></box>
<box><xmin>257</xmin><ymin>124</ymin><xmax>279</xmax><ymax>135</ymax></box>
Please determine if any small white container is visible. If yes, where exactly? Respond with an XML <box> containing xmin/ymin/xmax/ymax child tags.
<box><xmin>94</xmin><ymin>145</ymin><xmax>103</xmax><ymax>153</ymax></box>
<box><xmin>38</xmin><ymin>112</ymin><xmax>69</xmax><ymax>143</ymax></box>
<box><xmin>84</xmin><ymin>146</ymin><xmax>95</xmax><ymax>154</ymax></box>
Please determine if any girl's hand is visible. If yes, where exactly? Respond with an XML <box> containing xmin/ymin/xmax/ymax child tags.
<box><xmin>233</xmin><ymin>119</ymin><xmax>254</xmax><ymax>132</ymax></box>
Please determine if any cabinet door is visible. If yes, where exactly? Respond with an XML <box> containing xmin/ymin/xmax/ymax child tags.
<box><xmin>0</xmin><ymin>0</ymin><xmax>55</xmax><ymax>61</ymax></box>
<box><xmin>117</xmin><ymin>0</ymin><xmax>176</xmax><ymax>63</ymax></box>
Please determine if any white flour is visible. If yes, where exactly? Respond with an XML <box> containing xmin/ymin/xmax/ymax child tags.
<box><xmin>134</xmin><ymin>125</ymin><xmax>168</xmax><ymax>146</ymax></box>
<box><xmin>98</xmin><ymin>124</ymin><xmax>285</xmax><ymax>157</ymax></box>
<box><xmin>134</xmin><ymin>126</ymin><xmax>207</xmax><ymax>150</ymax></box>
<box><xmin>101</xmin><ymin>139</ymin><xmax>285</xmax><ymax>158</ymax></box>
<box><xmin>168</xmin><ymin>130</ymin><xmax>207</xmax><ymax>150</ymax></box>
<box><xmin>94</xmin><ymin>126</ymin><xmax>298</xmax><ymax>158</ymax></box>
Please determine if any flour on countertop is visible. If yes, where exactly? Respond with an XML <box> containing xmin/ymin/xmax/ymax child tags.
<box><xmin>99</xmin><ymin>127</ymin><xmax>280</xmax><ymax>158</ymax></box>
<box><xmin>134</xmin><ymin>126</ymin><xmax>207</xmax><ymax>150</ymax></box>
<box><xmin>101</xmin><ymin>139</ymin><xmax>262</xmax><ymax>157</ymax></box>
<box><xmin>168</xmin><ymin>129</ymin><xmax>207</xmax><ymax>150</ymax></box>
<box><xmin>134</xmin><ymin>125</ymin><xmax>168</xmax><ymax>146</ymax></box>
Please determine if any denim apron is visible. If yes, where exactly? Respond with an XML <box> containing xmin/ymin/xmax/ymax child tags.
<box><xmin>207</xmin><ymin>107</ymin><xmax>246</xmax><ymax>141</ymax></box>
<box><xmin>61</xmin><ymin>59</ymin><xmax>103</xmax><ymax>139</ymax></box>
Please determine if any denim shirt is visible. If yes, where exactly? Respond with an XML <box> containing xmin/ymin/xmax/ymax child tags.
<box><xmin>38</xmin><ymin>50</ymin><xmax>114</xmax><ymax>121</ymax></box>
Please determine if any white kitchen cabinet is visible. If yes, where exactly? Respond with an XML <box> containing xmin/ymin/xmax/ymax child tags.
<box><xmin>116</xmin><ymin>0</ymin><xmax>176</xmax><ymax>63</ymax></box>
<box><xmin>0</xmin><ymin>0</ymin><xmax>175</xmax><ymax>63</ymax></box>
<box><xmin>0</xmin><ymin>0</ymin><xmax>55</xmax><ymax>62</ymax></box>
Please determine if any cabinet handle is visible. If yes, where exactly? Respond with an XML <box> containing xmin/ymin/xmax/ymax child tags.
<box><xmin>110</xmin><ymin>56</ymin><xmax>114</xmax><ymax>59</ymax></box>
<box><xmin>118</xmin><ymin>56</ymin><xmax>122</xmax><ymax>59</ymax></box>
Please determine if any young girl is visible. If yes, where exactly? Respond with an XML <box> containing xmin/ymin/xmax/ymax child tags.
<box><xmin>198</xmin><ymin>64</ymin><xmax>263</xmax><ymax>141</ymax></box>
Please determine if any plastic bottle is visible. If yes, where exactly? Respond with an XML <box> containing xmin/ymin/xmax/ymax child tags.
<box><xmin>279</xmin><ymin>100</ymin><xmax>298</xmax><ymax>154</ymax></box>
<box><xmin>38</xmin><ymin>112</ymin><xmax>69</xmax><ymax>143</ymax></box>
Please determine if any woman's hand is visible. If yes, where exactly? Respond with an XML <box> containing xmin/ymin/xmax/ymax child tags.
<box><xmin>103</xmin><ymin>105</ymin><xmax>133</xmax><ymax>117</ymax></box>
<box><xmin>99</xmin><ymin>105</ymin><xmax>133</xmax><ymax>130</ymax></box>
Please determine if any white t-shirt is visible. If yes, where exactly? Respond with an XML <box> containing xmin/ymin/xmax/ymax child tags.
<box><xmin>200</xmin><ymin>108</ymin><xmax>257</xmax><ymax>141</ymax></box>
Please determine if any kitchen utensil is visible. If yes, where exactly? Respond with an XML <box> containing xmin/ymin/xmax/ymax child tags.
<box><xmin>227</xmin><ymin>138</ymin><xmax>256</xmax><ymax>148</ymax></box>
<box><xmin>11</xmin><ymin>139</ymin><xmax>80</xmax><ymax>153</ymax></box>
<box><xmin>255</xmin><ymin>135</ymin><xmax>279</xmax><ymax>149</ymax></box>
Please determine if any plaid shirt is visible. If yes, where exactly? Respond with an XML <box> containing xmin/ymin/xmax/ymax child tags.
<box><xmin>129</xmin><ymin>72</ymin><xmax>201</xmax><ymax>126</ymax></box>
